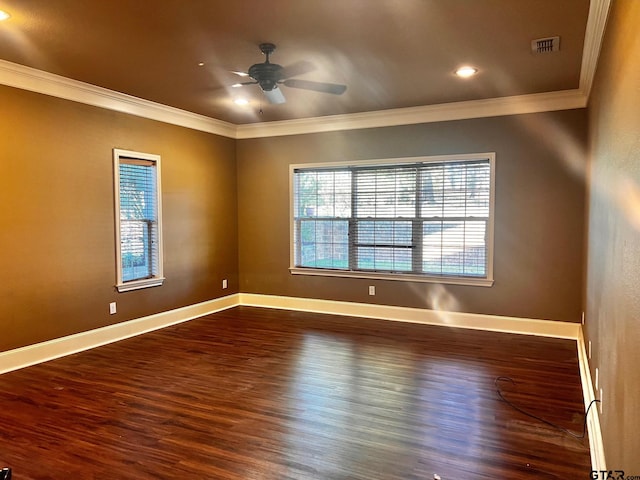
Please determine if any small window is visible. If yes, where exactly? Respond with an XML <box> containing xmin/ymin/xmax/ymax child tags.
<box><xmin>113</xmin><ymin>149</ymin><xmax>164</xmax><ymax>292</ymax></box>
<box><xmin>290</xmin><ymin>153</ymin><xmax>495</xmax><ymax>286</ymax></box>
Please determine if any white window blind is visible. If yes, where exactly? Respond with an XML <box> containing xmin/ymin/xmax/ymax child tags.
<box><xmin>291</xmin><ymin>154</ymin><xmax>494</xmax><ymax>285</ymax></box>
<box><xmin>113</xmin><ymin>149</ymin><xmax>164</xmax><ymax>292</ymax></box>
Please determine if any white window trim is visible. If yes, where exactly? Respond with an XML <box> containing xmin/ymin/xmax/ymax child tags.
<box><xmin>113</xmin><ymin>148</ymin><xmax>165</xmax><ymax>292</ymax></box>
<box><xmin>289</xmin><ymin>153</ymin><xmax>495</xmax><ymax>287</ymax></box>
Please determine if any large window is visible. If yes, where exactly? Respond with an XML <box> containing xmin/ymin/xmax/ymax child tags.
<box><xmin>290</xmin><ymin>153</ymin><xmax>495</xmax><ymax>286</ymax></box>
<box><xmin>113</xmin><ymin>149</ymin><xmax>164</xmax><ymax>292</ymax></box>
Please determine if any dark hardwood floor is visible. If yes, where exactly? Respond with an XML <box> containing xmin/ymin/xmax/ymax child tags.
<box><xmin>0</xmin><ymin>306</ymin><xmax>591</xmax><ymax>479</ymax></box>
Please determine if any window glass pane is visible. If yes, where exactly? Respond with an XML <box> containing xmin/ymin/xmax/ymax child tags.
<box><xmin>420</xmin><ymin>165</ymin><xmax>445</xmax><ymax>218</ymax></box>
<box><xmin>442</xmin><ymin>164</ymin><xmax>467</xmax><ymax>218</ymax></box>
<box><xmin>295</xmin><ymin>171</ymin><xmax>319</xmax><ymax>217</ymax></box>
<box><xmin>462</xmin><ymin>221</ymin><xmax>487</xmax><ymax>276</ymax></box>
<box><xmin>465</xmin><ymin>163</ymin><xmax>491</xmax><ymax>217</ymax></box>
<box><xmin>422</xmin><ymin>220</ymin><xmax>487</xmax><ymax>276</ymax></box>
<box><xmin>298</xmin><ymin>220</ymin><xmax>349</xmax><ymax>269</ymax></box>
<box><xmin>422</xmin><ymin>220</ymin><xmax>443</xmax><ymax>274</ymax></box>
<box><xmin>316</xmin><ymin>171</ymin><xmax>335</xmax><ymax>217</ymax></box>
<box><xmin>356</xmin><ymin>221</ymin><xmax>412</xmax><ymax>246</ymax></box>
<box><xmin>356</xmin><ymin>246</ymin><xmax>412</xmax><ymax>272</ymax></box>
<box><xmin>295</xmin><ymin>170</ymin><xmax>351</xmax><ymax>218</ymax></box>
<box><xmin>120</xmin><ymin>220</ymin><xmax>155</xmax><ymax>281</ymax></box>
<box><xmin>334</xmin><ymin>193</ymin><xmax>351</xmax><ymax>217</ymax></box>
<box><xmin>420</xmin><ymin>161</ymin><xmax>490</xmax><ymax>219</ymax></box>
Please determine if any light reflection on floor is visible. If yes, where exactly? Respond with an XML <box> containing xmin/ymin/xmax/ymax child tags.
<box><xmin>283</xmin><ymin>332</ymin><xmax>488</xmax><ymax>478</ymax></box>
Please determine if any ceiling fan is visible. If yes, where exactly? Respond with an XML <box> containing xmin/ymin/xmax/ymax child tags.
<box><xmin>233</xmin><ymin>43</ymin><xmax>347</xmax><ymax>104</ymax></box>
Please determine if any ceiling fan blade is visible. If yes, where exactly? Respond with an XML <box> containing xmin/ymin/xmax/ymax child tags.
<box><xmin>263</xmin><ymin>86</ymin><xmax>286</xmax><ymax>104</ymax></box>
<box><xmin>283</xmin><ymin>79</ymin><xmax>347</xmax><ymax>95</ymax></box>
<box><xmin>232</xmin><ymin>81</ymin><xmax>258</xmax><ymax>88</ymax></box>
<box><xmin>231</xmin><ymin>70</ymin><xmax>250</xmax><ymax>77</ymax></box>
<box><xmin>279</xmin><ymin>60</ymin><xmax>316</xmax><ymax>79</ymax></box>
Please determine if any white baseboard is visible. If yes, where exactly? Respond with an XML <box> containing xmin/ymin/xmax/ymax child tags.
<box><xmin>1</xmin><ymin>293</ymin><xmax>581</xmax><ymax>376</ymax></box>
<box><xmin>577</xmin><ymin>328</ymin><xmax>607</xmax><ymax>471</ymax></box>
<box><xmin>239</xmin><ymin>293</ymin><xmax>581</xmax><ymax>339</ymax></box>
<box><xmin>0</xmin><ymin>293</ymin><xmax>240</xmax><ymax>375</ymax></box>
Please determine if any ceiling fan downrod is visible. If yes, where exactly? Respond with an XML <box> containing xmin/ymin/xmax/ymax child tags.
<box><xmin>259</xmin><ymin>43</ymin><xmax>276</xmax><ymax>62</ymax></box>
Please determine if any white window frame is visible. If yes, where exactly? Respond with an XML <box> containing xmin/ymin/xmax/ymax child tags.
<box><xmin>289</xmin><ymin>153</ymin><xmax>495</xmax><ymax>287</ymax></box>
<box><xmin>113</xmin><ymin>148</ymin><xmax>165</xmax><ymax>292</ymax></box>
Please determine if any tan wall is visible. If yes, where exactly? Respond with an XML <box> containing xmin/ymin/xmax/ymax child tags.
<box><xmin>237</xmin><ymin>109</ymin><xmax>587</xmax><ymax>322</ymax></box>
<box><xmin>585</xmin><ymin>0</ymin><xmax>640</xmax><ymax>472</ymax></box>
<box><xmin>0</xmin><ymin>86</ymin><xmax>238</xmax><ymax>351</ymax></box>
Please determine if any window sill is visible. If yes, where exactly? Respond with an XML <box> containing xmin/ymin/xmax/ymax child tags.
<box><xmin>289</xmin><ymin>268</ymin><xmax>493</xmax><ymax>287</ymax></box>
<box><xmin>116</xmin><ymin>277</ymin><xmax>165</xmax><ymax>292</ymax></box>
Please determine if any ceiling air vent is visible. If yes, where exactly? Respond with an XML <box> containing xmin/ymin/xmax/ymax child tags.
<box><xmin>531</xmin><ymin>36</ymin><xmax>560</xmax><ymax>54</ymax></box>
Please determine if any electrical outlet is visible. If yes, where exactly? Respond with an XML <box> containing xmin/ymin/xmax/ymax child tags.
<box><xmin>222</xmin><ymin>279</ymin><xmax>228</xmax><ymax>289</ymax></box>
<box><xmin>109</xmin><ymin>302</ymin><xmax>117</xmax><ymax>315</ymax></box>
<box><xmin>595</xmin><ymin>367</ymin><xmax>599</xmax><ymax>390</ymax></box>
<box><xmin>368</xmin><ymin>285</ymin><xmax>375</xmax><ymax>296</ymax></box>
<box><xmin>588</xmin><ymin>340</ymin><xmax>592</xmax><ymax>359</ymax></box>
<box><xmin>599</xmin><ymin>388</ymin><xmax>603</xmax><ymax>414</ymax></box>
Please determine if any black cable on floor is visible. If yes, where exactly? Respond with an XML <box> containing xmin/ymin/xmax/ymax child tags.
<box><xmin>495</xmin><ymin>376</ymin><xmax>599</xmax><ymax>439</ymax></box>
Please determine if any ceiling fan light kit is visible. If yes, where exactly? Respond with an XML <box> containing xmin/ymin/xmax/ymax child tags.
<box><xmin>262</xmin><ymin>87</ymin><xmax>286</xmax><ymax>104</ymax></box>
<box><xmin>236</xmin><ymin>43</ymin><xmax>347</xmax><ymax>104</ymax></box>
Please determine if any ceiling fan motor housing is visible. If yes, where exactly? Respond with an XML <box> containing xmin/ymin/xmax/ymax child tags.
<box><xmin>248</xmin><ymin>62</ymin><xmax>282</xmax><ymax>91</ymax></box>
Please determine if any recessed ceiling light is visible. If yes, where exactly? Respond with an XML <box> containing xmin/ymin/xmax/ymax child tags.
<box><xmin>234</xmin><ymin>98</ymin><xmax>249</xmax><ymax>106</ymax></box>
<box><xmin>0</xmin><ymin>10</ymin><xmax>11</xmax><ymax>21</ymax></box>
<box><xmin>455</xmin><ymin>66</ymin><xmax>478</xmax><ymax>78</ymax></box>
<box><xmin>198</xmin><ymin>62</ymin><xmax>205</xmax><ymax>67</ymax></box>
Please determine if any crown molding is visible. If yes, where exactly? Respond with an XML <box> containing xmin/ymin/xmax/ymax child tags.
<box><xmin>0</xmin><ymin>58</ymin><xmax>586</xmax><ymax>140</ymax></box>
<box><xmin>235</xmin><ymin>89</ymin><xmax>587</xmax><ymax>139</ymax></box>
<box><xmin>0</xmin><ymin>0</ymin><xmax>609</xmax><ymax>140</ymax></box>
<box><xmin>579</xmin><ymin>0</ymin><xmax>612</xmax><ymax>100</ymax></box>
<box><xmin>0</xmin><ymin>59</ymin><xmax>237</xmax><ymax>139</ymax></box>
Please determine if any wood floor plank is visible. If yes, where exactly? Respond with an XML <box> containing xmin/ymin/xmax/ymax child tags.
<box><xmin>0</xmin><ymin>306</ymin><xmax>591</xmax><ymax>479</ymax></box>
